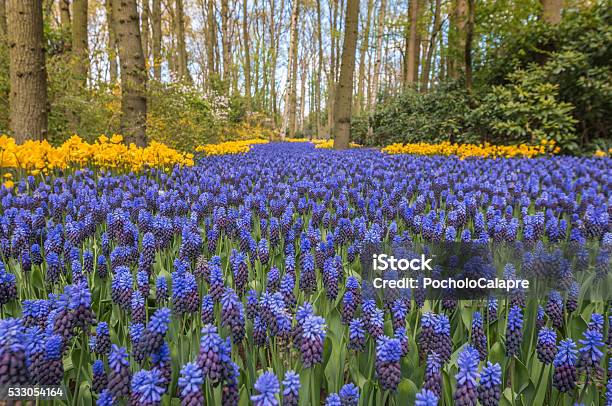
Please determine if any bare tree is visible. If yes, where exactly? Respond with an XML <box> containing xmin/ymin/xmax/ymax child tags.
<box><xmin>113</xmin><ymin>0</ymin><xmax>148</xmax><ymax>145</ymax></box>
<box><xmin>420</xmin><ymin>0</ymin><xmax>441</xmax><ymax>91</ymax></box>
<box><xmin>205</xmin><ymin>0</ymin><xmax>217</xmax><ymax>79</ymax></box>
<box><xmin>332</xmin><ymin>0</ymin><xmax>359</xmax><ymax>149</ymax></box>
<box><xmin>404</xmin><ymin>0</ymin><xmax>419</xmax><ymax>86</ymax></box>
<box><xmin>221</xmin><ymin>0</ymin><xmax>231</xmax><ymax>83</ymax></box>
<box><xmin>369</xmin><ymin>0</ymin><xmax>385</xmax><ymax>109</ymax></box>
<box><xmin>72</xmin><ymin>0</ymin><xmax>89</xmax><ymax>85</ymax></box>
<box><xmin>465</xmin><ymin>0</ymin><xmax>474</xmax><ymax>91</ymax></box>
<box><xmin>151</xmin><ymin>0</ymin><xmax>162</xmax><ymax>80</ymax></box>
<box><xmin>355</xmin><ymin>0</ymin><xmax>373</xmax><ymax>114</ymax></box>
<box><xmin>106</xmin><ymin>0</ymin><xmax>119</xmax><ymax>82</ymax></box>
<box><xmin>6</xmin><ymin>0</ymin><xmax>48</xmax><ymax>142</ymax></box>
<box><xmin>176</xmin><ymin>0</ymin><xmax>191</xmax><ymax>81</ymax></box>
<box><xmin>141</xmin><ymin>0</ymin><xmax>150</xmax><ymax>70</ymax></box>
<box><xmin>60</xmin><ymin>0</ymin><xmax>71</xmax><ymax>32</ymax></box>
<box><xmin>0</xmin><ymin>0</ymin><xmax>7</xmax><ymax>38</ymax></box>
<box><xmin>282</xmin><ymin>0</ymin><xmax>299</xmax><ymax>138</ymax></box>
<box><xmin>242</xmin><ymin>0</ymin><xmax>252</xmax><ymax>110</ymax></box>
<box><xmin>315</xmin><ymin>0</ymin><xmax>323</xmax><ymax>137</ymax></box>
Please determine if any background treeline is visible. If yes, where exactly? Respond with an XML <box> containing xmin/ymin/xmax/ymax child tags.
<box><xmin>0</xmin><ymin>0</ymin><xmax>609</xmax><ymax>152</ymax></box>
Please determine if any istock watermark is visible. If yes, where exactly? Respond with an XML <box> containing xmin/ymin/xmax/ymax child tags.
<box><xmin>372</xmin><ymin>253</ymin><xmax>434</xmax><ymax>271</ymax></box>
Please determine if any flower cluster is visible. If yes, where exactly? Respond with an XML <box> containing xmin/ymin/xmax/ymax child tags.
<box><xmin>382</xmin><ymin>139</ymin><xmax>559</xmax><ymax>158</ymax></box>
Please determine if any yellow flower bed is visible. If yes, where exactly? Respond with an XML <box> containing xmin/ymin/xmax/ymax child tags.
<box><xmin>0</xmin><ymin>134</ymin><xmax>194</xmax><ymax>176</ymax></box>
<box><xmin>313</xmin><ymin>140</ymin><xmax>362</xmax><ymax>149</ymax></box>
<box><xmin>594</xmin><ymin>148</ymin><xmax>612</xmax><ymax>157</ymax></box>
<box><xmin>382</xmin><ymin>140</ymin><xmax>560</xmax><ymax>159</ymax></box>
<box><xmin>195</xmin><ymin>139</ymin><xmax>269</xmax><ymax>155</ymax></box>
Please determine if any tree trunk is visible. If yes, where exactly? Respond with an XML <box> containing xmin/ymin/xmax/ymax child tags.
<box><xmin>72</xmin><ymin>0</ymin><xmax>88</xmax><ymax>85</ymax></box>
<box><xmin>541</xmin><ymin>0</ymin><xmax>561</xmax><ymax>25</ymax></box>
<box><xmin>420</xmin><ymin>0</ymin><xmax>440</xmax><ymax>92</ymax></box>
<box><xmin>332</xmin><ymin>0</ymin><xmax>359</xmax><ymax>150</ymax></box>
<box><xmin>141</xmin><ymin>0</ymin><xmax>150</xmax><ymax>71</ymax></box>
<box><xmin>205</xmin><ymin>0</ymin><xmax>216</xmax><ymax>80</ymax></box>
<box><xmin>298</xmin><ymin>54</ymin><xmax>306</xmax><ymax>133</ymax></box>
<box><xmin>326</xmin><ymin>0</ymin><xmax>339</xmax><ymax>137</ymax></box>
<box><xmin>404</xmin><ymin>0</ymin><xmax>418</xmax><ymax>87</ymax></box>
<box><xmin>0</xmin><ymin>0</ymin><xmax>7</xmax><ymax>38</ymax></box>
<box><xmin>7</xmin><ymin>0</ymin><xmax>48</xmax><ymax>142</ymax></box>
<box><xmin>268</xmin><ymin>0</ymin><xmax>277</xmax><ymax>121</ymax></box>
<box><xmin>283</xmin><ymin>0</ymin><xmax>299</xmax><ymax>138</ymax></box>
<box><xmin>221</xmin><ymin>0</ymin><xmax>231</xmax><ymax>84</ymax></box>
<box><xmin>106</xmin><ymin>0</ymin><xmax>119</xmax><ymax>83</ymax></box>
<box><xmin>315</xmin><ymin>0</ymin><xmax>322</xmax><ymax>137</ymax></box>
<box><xmin>113</xmin><ymin>0</ymin><xmax>147</xmax><ymax>146</ymax></box>
<box><xmin>175</xmin><ymin>0</ymin><xmax>191</xmax><ymax>82</ymax></box>
<box><xmin>242</xmin><ymin>0</ymin><xmax>251</xmax><ymax>111</ymax></box>
<box><xmin>60</xmin><ymin>0</ymin><xmax>71</xmax><ymax>32</ymax></box>
<box><xmin>355</xmin><ymin>0</ymin><xmax>372</xmax><ymax>114</ymax></box>
<box><xmin>451</xmin><ymin>0</ymin><xmax>467</xmax><ymax>78</ymax></box>
<box><xmin>151</xmin><ymin>0</ymin><xmax>161</xmax><ymax>80</ymax></box>
<box><xmin>369</xmin><ymin>0</ymin><xmax>385</xmax><ymax>109</ymax></box>
<box><xmin>465</xmin><ymin>0</ymin><xmax>474</xmax><ymax>92</ymax></box>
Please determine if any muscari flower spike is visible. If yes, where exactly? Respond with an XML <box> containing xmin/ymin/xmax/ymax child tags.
<box><xmin>92</xmin><ymin>359</ymin><xmax>108</xmax><ymax>394</ymax></box>
<box><xmin>415</xmin><ymin>388</ymin><xmax>439</xmax><ymax>406</ymax></box>
<box><xmin>454</xmin><ymin>345</ymin><xmax>480</xmax><ymax>406</ymax></box>
<box><xmin>134</xmin><ymin>307</ymin><xmax>172</xmax><ymax>364</ymax></box>
<box><xmin>339</xmin><ymin>383</ymin><xmax>359</xmax><ymax>406</ymax></box>
<box><xmin>553</xmin><ymin>339</ymin><xmax>578</xmax><ymax>393</ymax></box>
<box><xmin>131</xmin><ymin>368</ymin><xmax>166</xmax><ymax>406</ymax></box>
<box><xmin>505</xmin><ymin>305</ymin><xmax>523</xmax><ymax>357</ymax></box>
<box><xmin>478</xmin><ymin>361</ymin><xmax>502</xmax><ymax>406</ymax></box>
<box><xmin>251</xmin><ymin>371</ymin><xmax>280</xmax><ymax>406</ymax></box>
<box><xmin>375</xmin><ymin>336</ymin><xmax>402</xmax><ymax>391</ymax></box>
<box><xmin>471</xmin><ymin>311</ymin><xmax>487</xmax><ymax>361</ymax></box>
<box><xmin>281</xmin><ymin>370</ymin><xmax>300</xmax><ymax>406</ymax></box>
<box><xmin>537</xmin><ymin>327</ymin><xmax>557</xmax><ymax>364</ymax></box>
<box><xmin>108</xmin><ymin>345</ymin><xmax>131</xmax><ymax>399</ymax></box>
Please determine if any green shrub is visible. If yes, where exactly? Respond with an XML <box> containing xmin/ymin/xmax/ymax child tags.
<box><xmin>472</xmin><ymin>71</ymin><xmax>578</xmax><ymax>151</ymax></box>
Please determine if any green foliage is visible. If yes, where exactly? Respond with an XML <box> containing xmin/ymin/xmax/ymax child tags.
<box><xmin>355</xmin><ymin>1</ymin><xmax>609</xmax><ymax>153</ymax></box>
<box><xmin>147</xmin><ymin>81</ymin><xmax>226</xmax><ymax>150</ymax></box>
<box><xmin>482</xmin><ymin>1</ymin><xmax>612</xmax><ymax>146</ymax></box>
<box><xmin>472</xmin><ymin>71</ymin><xmax>578</xmax><ymax>151</ymax></box>
<box><xmin>352</xmin><ymin>82</ymin><xmax>473</xmax><ymax>147</ymax></box>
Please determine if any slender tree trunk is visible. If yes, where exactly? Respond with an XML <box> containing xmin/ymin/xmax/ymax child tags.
<box><xmin>355</xmin><ymin>0</ymin><xmax>372</xmax><ymax>114</ymax></box>
<box><xmin>242</xmin><ymin>0</ymin><xmax>251</xmax><ymax>111</ymax></box>
<box><xmin>299</xmin><ymin>55</ymin><xmax>306</xmax><ymax>133</ymax></box>
<box><xmin>420</xmin><ymin>0</ymin><xmax>440</xmax><ymax>92</ymax></box>
<box><xmin>465</xmin><ymin>0</ymin><xmax>474</xmax><ymax>92</ymax></box>
<box><xmin>326</xmin><ymin>0</ymin><xmax>339</xmax><ymax>137</ymax></box>
<box><xmin>315</xmin><ymin>0</ymin><xmax>322</xmax><ymax>137</ymax></box>
<box><xmin>541</xmin><ymin>0</ymin><xmax>561</xmax><ymax>24</ymax></box>
<box><xmin>369</xmin><ymin>0</ymin><xmax>385</xmax><ymax>109</ymax></box>
<box><xmin>268</xmin><ymin>0</ymin><xmax>277</xmax><ymax>121</ymax></box>
<box><xmin>7</xmin><ymin>0</ymin><xmax>48</xmax><ymax>141</ymax></box>
<box><xmin>106</xmin><ymin>0</ymin><xmax>119</xmax><ymax>83</ymax></box>
<box><xmin>221</xmin><ymin>0</ymin><xmax>231</xmax><ymax>84</ymax></box>
<box><xmin>60</xmin><ymin>0</ymin><xmax>71</xmax><ymax>32</ymax></box>
<box><xmin>451</xmin><ymin>0</ymin><xmax>467</xmax><ymax>79</ymax></box>
<box><xmin>175</xmin><ymin>0</ymin><xmax>191</xmax><ymax>82</ymax></box>
<box><xmin>113</xmin><ymin>0</ymin><xmax>147</xmax><ymax>145</ymax></box>
<box><xmin>151</xmin><ymin>0</ymin><xmax>161</xmax><ymax>80</ymax></box>
<box><xmin>332</xmin><ymin>0</ymin><xmax>359</xmax><ymax>150</ymax></box>
<box><xmin>141</xmin><ymin>0</ymin><xmax>150</xmax><ymax>71</ymax></box>
<box><xmin>72</xmin><ymin>0</ymin><xmax>89</xmax><ymax>86</ymax></box>
<box><xmin>284</xmin><ymin>0</ymin><xmax>299</xmax><ymax>137</ymax></box>
<box><xmin>404</xmin><ymin>0</ymin><xmax>418</xmax><ymax>87</ymax></box>
<box><xmin>0</xmin><ymin>0</ymin><xmax>7</xmax><ymax>38</ymax></box>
